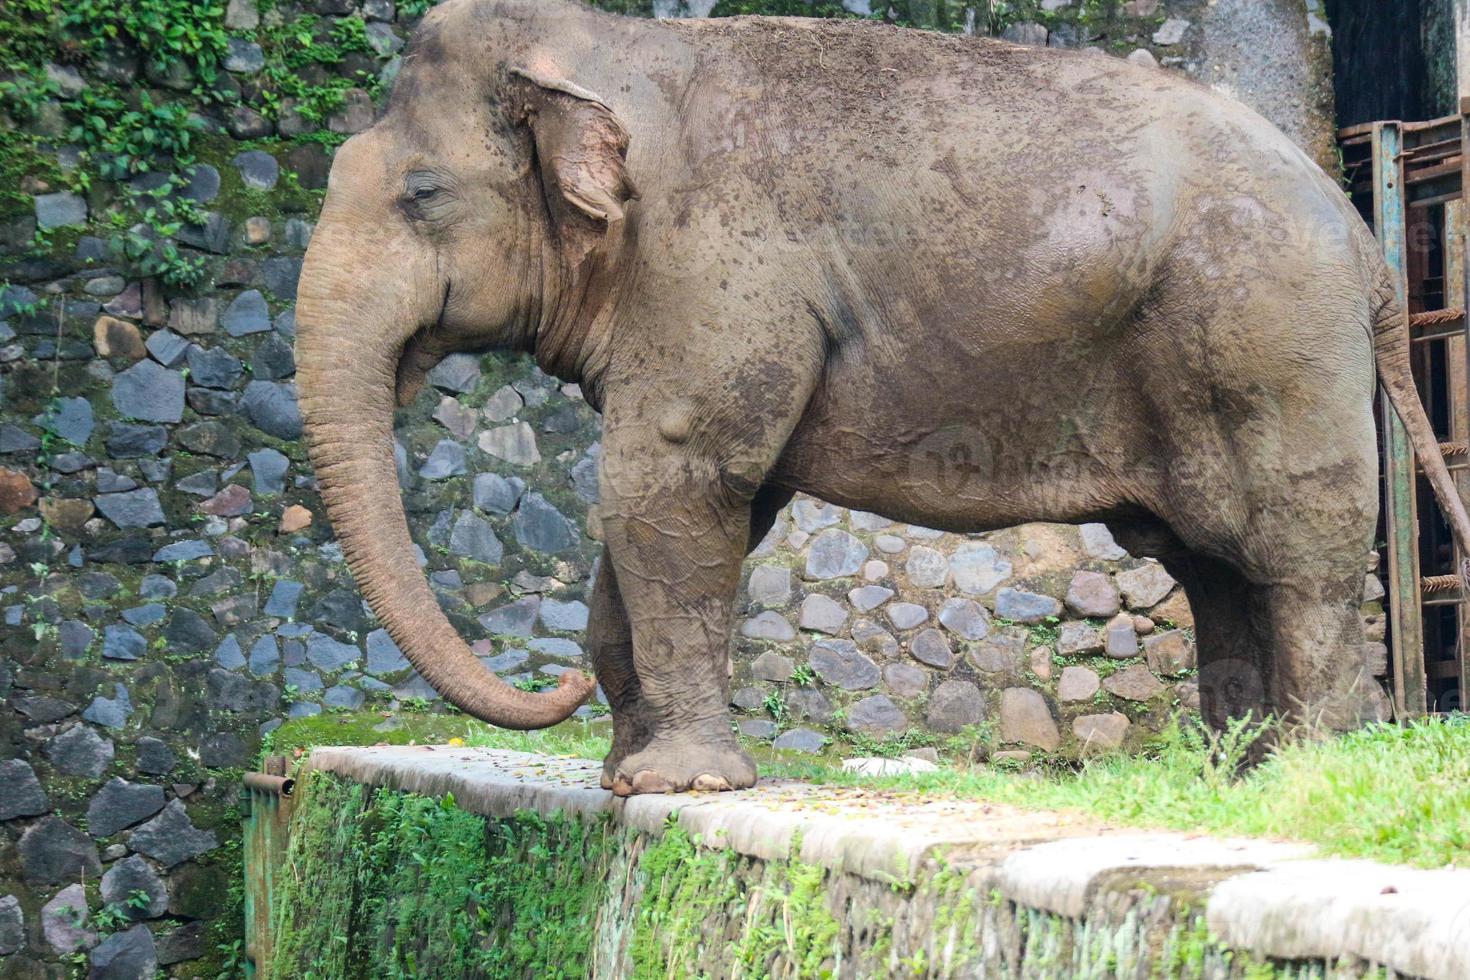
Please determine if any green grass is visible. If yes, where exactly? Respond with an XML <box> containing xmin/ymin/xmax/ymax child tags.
<box><xmin>266</xmin><ymin>711</ymin><xmax>1470</xmax><ymax>869</ymax></box>
<box><xmin>460</xmin><ymin>719</ymin><xmax>613</xmax><ymax>758</ymax></box>
<box><xmin>766</xmin><ymin>715</ymin><xmax>1470</xmax><ymax>870</ymax></box>
<box><xmin>259</xmin><ymin>709</ymin><xmax>613</xmax><ymax>761</ymax></box>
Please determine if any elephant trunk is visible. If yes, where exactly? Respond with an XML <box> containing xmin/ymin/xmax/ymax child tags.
<box><xmin>294</xmin><ymin>256</ymin><xmax>594</xmax><ymax>730</ymax></box>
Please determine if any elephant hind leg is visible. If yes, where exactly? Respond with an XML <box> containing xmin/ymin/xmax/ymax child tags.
<box><xmin>1113</xmin><ymin>495</ymin><xmax>1383</xmax><ymax>738</ymax></box>
<box><xmin>1252</xmin><ymin>575</ymin><xmax>1386</xmax><ymax>734</ymax></box>
<box><xmin>1153</xmin><ymin>551</ymin><xmax>1270</xmax><ymax>731</ymax></box>
<box><xmin>1108</xmin><ymin>521</ymin><xmax>1271</xmax><ymax>730</ymax></box>
<box><xmin>1150</xmin><ymin>476</ymin><xmax>1381</xmax><ymax>734</ymax></box>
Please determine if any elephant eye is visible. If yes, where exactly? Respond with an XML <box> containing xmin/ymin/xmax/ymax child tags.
<box><xmin>401</xmin><ymin>171</ymin><xmax>455</xmax><ymax>220</ymax></box>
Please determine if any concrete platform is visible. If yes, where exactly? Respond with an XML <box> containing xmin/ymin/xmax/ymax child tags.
<box><xmin>294</xmin><ymin>745</ymin><xmax>1470</xmax><ymax>978</ymax></box>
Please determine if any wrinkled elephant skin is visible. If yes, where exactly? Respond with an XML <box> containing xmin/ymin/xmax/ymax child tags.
<box><xmin>294</xmin><ymin>0</ymin><xmax>1470</xmax><ymax>794</ymax></box>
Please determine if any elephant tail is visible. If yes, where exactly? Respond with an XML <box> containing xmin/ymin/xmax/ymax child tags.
<box><xmin>1370</xmin><ymin>261</ymin><xmax>1470</xmax><ymax>589</ymax></box>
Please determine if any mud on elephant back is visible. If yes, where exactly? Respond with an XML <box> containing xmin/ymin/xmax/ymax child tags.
<box><xmin>293</xmin><ymin>0</ymin><xmax>1470</xmax><ymax>794</ymax></box>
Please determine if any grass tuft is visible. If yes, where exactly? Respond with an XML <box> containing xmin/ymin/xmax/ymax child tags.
<box><xmin>764</xmin><ymin>715</ymin><xmax>1470</xmax><ymax>869</ymax></box>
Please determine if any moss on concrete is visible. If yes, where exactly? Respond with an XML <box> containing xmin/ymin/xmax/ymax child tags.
<box><xmin>262</xmin><ymin>768</ymin><xmax>1401</xmax><ymax>977</ymax></box>
<box><xmin>269</xmin><ymin>770</ymin><xmax>619</xmax><ymax>977</ymax></box>
<box><xmin>259</xmin><ymin>709</ymin><xmax>485</xmax><ymax>760</ymax></box>
<box><xmin>264</xmin><ymin>760</ymin><xmax>1414</xmax><ymax>979</ymax></box>
<box><xmin>629</xmin><ymin>826</ymin><xmax>843</xmax><ymax>977</ymax></box>
<box><xmin>266</xmin><ymin>772</ymin><xmax>853</xmax><ymax>978</ymax></box>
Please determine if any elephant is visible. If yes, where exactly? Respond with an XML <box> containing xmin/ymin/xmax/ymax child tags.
<box><xmin>295</xmin><ymin>0</ymin><xmax>1470</xmax><ymax>795</ymax></box>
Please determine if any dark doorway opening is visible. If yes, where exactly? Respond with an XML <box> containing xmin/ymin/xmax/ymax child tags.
<box><xmin>1326</xmin><ymin>0</ymin><xmax>1457</xmax><ymax>128</ymax></box>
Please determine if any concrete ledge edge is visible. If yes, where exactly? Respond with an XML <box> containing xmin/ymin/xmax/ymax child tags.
<box><xmin>304</xmin><ymin>745</ymin><xmax>1470</xmax><ymax>979</ymax></box>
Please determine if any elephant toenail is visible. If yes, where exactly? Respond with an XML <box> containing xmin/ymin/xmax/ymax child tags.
<box><xmin>631</xmin><ymin>770</ymin><xmax>673</xmax><ymax>794</ymax></box>
<box><xmin>692</xmin><ymin>774</ymin><xmax>732</xmax><ymax>792</ymax></box>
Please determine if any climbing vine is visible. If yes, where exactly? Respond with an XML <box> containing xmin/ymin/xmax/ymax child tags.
<box><xmin>59</xmin><ymin>0</ymin><xmax>230</xmax><ymax>81</ymax></box>
<box><xmin>0</xmin><ymin>0</ymin><xmax>377</xmax><ymax>284</ymax></box>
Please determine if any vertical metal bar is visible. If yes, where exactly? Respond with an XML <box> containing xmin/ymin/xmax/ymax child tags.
<box><xmin>1446</xmin><ymin>196</ymin><xmax>1469</xmax><ymax>714</ymax></box>
<box><xmin>242</xmin><ymin>758</ymin><xmax>293</xmax><ymax>980</ymax></box>
<box><xmin>242</xmin><ymin>787</ymin><xmax>264</xmax><ymax>978</ymax></box>
<box><xmin>1459</xmin><ymin>107</ymin><xmax>1470</xmax><ymax>710</ymax></box>
<box><xmin>1375</xmin><ymin>122</ymin><xmax>1428</xmax><ymax>718</ymax></box>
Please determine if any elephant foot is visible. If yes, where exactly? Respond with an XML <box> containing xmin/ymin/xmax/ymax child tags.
<box><xmin>609</xmin><ymin>738</ymin><xmax>757</xmax><ymax>796</ymax></box>
<box><xmin>599</xmin><ymin>712</ymin><xmax>656</xmax><ymax>790</ymax></box>
<box><xmin>599</xmin><ymin>750</ymin><xmax>636</xmax><ymax>791</ymax></box>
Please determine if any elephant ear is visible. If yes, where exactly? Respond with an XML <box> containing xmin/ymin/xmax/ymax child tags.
<box><xmin>509</xmin><ymin>67</ymin><xmax>640</xmax><ymax>248</ymax></box>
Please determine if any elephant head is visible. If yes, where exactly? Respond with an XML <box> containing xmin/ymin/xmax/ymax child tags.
<box><xmin>294</xmin><ymin>2</ymin><xmax>638</xmax><ymax>728</ymax></box>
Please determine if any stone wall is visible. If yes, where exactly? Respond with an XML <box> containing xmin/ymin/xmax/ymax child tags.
<box><xmin>0</xmin><ymin>1</ymin><xmax>1344</xmax><ymax>976</ymax></box>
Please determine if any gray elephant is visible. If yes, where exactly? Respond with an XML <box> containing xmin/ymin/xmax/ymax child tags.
<box><xmin>295</xmin><ymin>0</ymin><xmax>1470</xmax><ymax>794</ymax></box>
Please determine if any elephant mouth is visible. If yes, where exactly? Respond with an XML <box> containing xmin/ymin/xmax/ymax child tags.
<box><xmin>393</xmin><ymin>280</ymin><xmax>459</xmax><ymax>407</ymax></box>
<box><xmin>432</xmin><ymin>278</ymin><xmax>453</xmax><ymax>336</ymax></box>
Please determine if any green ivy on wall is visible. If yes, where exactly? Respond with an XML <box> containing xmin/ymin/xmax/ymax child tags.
<box><xmin>60</xmin><ymin>0</ymin><xmax>231</xmax><ymax>82</ymax></box>
<box><xmin>0</xmin><ymin>0</ymin><xmax>384</xmax><ymax>284</ymax></box>
<box><xmin>1</xmin><ymin>0</ymin><xmax>1134</xmax><ymax>283</ymax></box>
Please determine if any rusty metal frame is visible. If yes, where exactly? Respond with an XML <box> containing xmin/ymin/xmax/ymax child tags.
<box><xmin>1342</xmin><ymin>106</ymin><xmax>1470</xmax><ymax>716</ymax></box>
<box><xmin>242</xmin><ymin>757</ymin><xmax>293</xmax><ymax>979</ymax></box>
<box><xmin>1343</xmin><ymin>112</ymin><xmax>1468</xmax><ymax>208</ymax></box>
<box><xmin>1372</xmin><ymin>121</ymin><xmax>1429</xmax><ymax>719</ymax></box>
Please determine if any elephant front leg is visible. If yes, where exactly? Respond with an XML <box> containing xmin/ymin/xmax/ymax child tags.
<box><xmin>584</xmin><ymin>558</ymin><xmax>656</xmax><ymax>789</ymax></box>
<box><xmin>598</xmin><ymin>449</ymin><xmax>757</xmax><ymax>796</ymax></box>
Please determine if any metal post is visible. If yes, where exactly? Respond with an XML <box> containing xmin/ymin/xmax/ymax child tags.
<box><xmin>1459</xmin><ymin>108</ymin><xmax>1470</xmax><ymax>711</ymax></box>
<box><xmin>242</xmin><ymin>757</ymin><xmax>294</xmax><ymax>979</ymax></box>
<box><xmin>1374</xmin><ymin>122</ymin><xmax>1428</xmax><ymax>718</ymax></box>
<box><xmin>1454</xmin><ymin>0</ymin><xmax>1470</xmax><ymax>716</ymax></box>
<box><xmin>1445</xmin><ymin>192</ymin><xmax>1470</xmax><ymax>713</ymax></box>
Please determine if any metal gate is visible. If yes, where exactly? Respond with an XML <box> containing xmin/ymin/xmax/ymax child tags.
<box><xmin>1340</xmin><ymin>102</ymin><xmax>1470</xmax><ymax>716</ymax></box>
